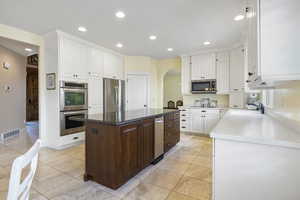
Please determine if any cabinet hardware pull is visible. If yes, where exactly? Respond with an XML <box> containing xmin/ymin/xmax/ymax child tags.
<box><xmin>182</xmin><ymin>114</ymin><xmax>186</xmax><ymax>116</ymax></box>
<box><xmin>248</xmin><ymin>72</ymin><xmax>254</xmax><ymax>76</ymax></box>
<box><xmin>201</xmin><ymin>110</ymin><xmax>206</xmax><ymax>112</ymax></box>
<box><xmin>181</xmin><ymin>126</ymin><xmax>186</xmax><ymax>128</ymax></box>
<box><xmin>182</xmin><ymin>120</ymin><xmax>186</xmax><ymax>122</ymax></box>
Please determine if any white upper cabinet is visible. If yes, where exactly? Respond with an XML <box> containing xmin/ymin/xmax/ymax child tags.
<box><xmin>230</xmin><ymin>47</ymin><xmax>245</xmax><ymax>92</ymax></box>
<box><xmin>103</xmin><ymin>52</ymin><xmax>124</xmax><ymax>80</ymax></box>
<box><xmin>60</xmin><ymin>37</ymin><xmax>88</xmax><ymax>80</ymax></box>
<box><xmin>88</xmin><ymin>47</ymin><xmax>104</xmax><ymax>77</ymax></box>
<box><xmin>181</xmin><ymin>56</ymin><xmax>191</xmax><ymax>95</ymax></box>
<box><xmin>216</xmin><ymin>52</ymin><xmax>230</xmax><ymax>94</ymax></box>
<box><xmin>246</xmin><ymin>0</ymin><xmax>300</xmax><ymax>87</ymax></box>
<box><xmin>191</xmin><ymin>53</ymin><xmax>216</xmax><ymax>80</ymax></box>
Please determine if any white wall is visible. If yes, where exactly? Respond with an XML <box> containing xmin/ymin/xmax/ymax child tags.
<box><xmin>124</xmin><ymin>56</ymin><xmax>158</xmax><ymax>108</ymax></box>
<box><xmin>0</xmin><ymin>24</ymin><xmax>46</xmax><ymax>145</ymax></box>
<box><xmin>163</xmin><ymin>74</ymin><xmax>182</xmax><ymax>107</ymax></box>
<box><xmin>0</xmin><ymin>45</ymin><xmax>26</xmax><ymax>133</ymax></box>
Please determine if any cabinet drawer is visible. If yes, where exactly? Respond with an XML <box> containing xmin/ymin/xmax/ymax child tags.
<box><xmin>180</xmin><ymin>118</ymin><xmax>190</xmax><ymax>123</ymax></box>
<box><xmin>180</xmin><ymin>122</ymin><xmax>190</xmax><ymax>130</ymax></box>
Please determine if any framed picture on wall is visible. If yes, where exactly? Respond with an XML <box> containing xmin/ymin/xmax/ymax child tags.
<box><xmin>46</xmin><ymin>73</ymin><xmax>56</xmax><ymax>90</ymax></box>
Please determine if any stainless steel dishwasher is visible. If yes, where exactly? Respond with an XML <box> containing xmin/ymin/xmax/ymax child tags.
<box><xmin>152</xmin><ymin>116</ymin><xmax>164</xmax><ymax>164</ymax></box>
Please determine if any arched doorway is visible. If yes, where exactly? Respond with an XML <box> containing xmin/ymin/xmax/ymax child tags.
<box><xmin>163</xmin><ymin>69</ymin><xmax>183</xmax><ymax>108</ymax></box>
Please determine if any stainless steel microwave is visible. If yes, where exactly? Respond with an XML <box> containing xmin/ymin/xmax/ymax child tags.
<box><xmin>191</xmin><ymin>80</ymin><xmax>217</xmax><ymax>94</ymax></box>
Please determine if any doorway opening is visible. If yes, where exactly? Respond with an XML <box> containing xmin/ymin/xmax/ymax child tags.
<box><xmin>126</xmin><ymin>73</ymin><xmax>150</xmax><ymax>111</ymax></box>
<box><xmin>0</xmin><ymin>36</ymin><xmax>39</xmax><ymax>147</ymax></box>
<box><xmin>163</xmin><ymin>69</ymin><xmax>183</xmax><ymax>109</ymax></box>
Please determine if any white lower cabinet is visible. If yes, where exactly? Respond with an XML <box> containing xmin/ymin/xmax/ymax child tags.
<box><xmin>181</xmin><ymin>108</ymin><xmax>224</xmax><ymax>134</ymax></box>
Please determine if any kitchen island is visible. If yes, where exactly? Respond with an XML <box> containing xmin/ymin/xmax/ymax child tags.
<box><xmin>73</xmin><ymin>109</ymin><xmax>180</xmax><ymax>189</ymax></box>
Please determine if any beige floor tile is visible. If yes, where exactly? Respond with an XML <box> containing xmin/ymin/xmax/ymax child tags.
<box><xmin>49</xmin><ymin>157</ymin><xmax>84</xmax><ymax>173</ymax></box>
<box><xmin>34</xmin><ymin>164</ymin><xmax>65</xmax><ymax>182</ymax></box>
<box><xmin>32</xmin><ymin>173</ymin><xmax>82</xmax><ymax>199</ymax></box>
<box><xmin>123</xmin><ymin>183</ymin><xmax>170</xmax><ymax>200</ymax></box>
<box><xmin>0</xmin><ymin>191</ymin><xmax>7</xmax><ymax>200</ymax></box>
<box><xmin>51</xmin><ymin>181</ymin><xmax>118</xmax><ymax>200</ymax></box>
<box><xmin>158</xmin><ymin>159</ymin><xmax>190</xmax><ymax>174</ymax></box>
<box><xmin>141</xmin><ymin>168</ymin><xmax>183</xmax><ymax>190</ymax></box>
<box><xmin>184</xmin><ymin>164</ymin><xmax>211</xmax><ymax>182</ymax></box>
<box><xmin>174</xmin><ymin>176</ymin><xmax>211</xmax><ymax>200</ymax></box>
<box><xmin>166</xmin><ymin>191</ymin><xmax>198</xmax><ymax>200</ymax></box>
<box><xmin>95</xmin><ymin>177</ymin><xmax>140</xmax><ymax>199</ymax></box>
<box><xmin>191</xmin><ymin>156</ymin><xmax>212</xmax><ymax>168</ymax></box>
<box><xmin>0</xmin><ymin>177</ymin><xmax>9</xmax><ymax>192</ymax></box>
<box><xmin>0</xmin><ymin>151</ymin><xmax>20</xmax><ymax>167</ymax></box>
<box><xmin>167</xmin><ymin>152</ymin><xmax>197</xmax><ymax>163</ymax></box>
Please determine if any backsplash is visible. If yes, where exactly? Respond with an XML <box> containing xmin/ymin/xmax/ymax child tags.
<box><xmin>271</xmin><ymin>81</ymin><xmax>300</xmax><ymax>124</ymax></box>
<box><xmin>183</xmin><ymin>94</ymin><xmax>229</xmax><ymax>107</ymax></box>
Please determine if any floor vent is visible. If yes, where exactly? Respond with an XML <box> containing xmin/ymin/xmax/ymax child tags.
<box><xmin>0</xmin><ymin>129</ymin><xmax>20</xmax><ymax>142</ymax></box>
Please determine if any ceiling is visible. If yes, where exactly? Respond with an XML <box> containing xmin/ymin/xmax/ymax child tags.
<box><xmin>0</xmin><ymin>0</ymin><xmax>246</xmax><ymax>58</ymax></box>
<box><xmin>0</xmin><ymin>36</ymin><xmax>38</xmax><ymax>56</ymax></box>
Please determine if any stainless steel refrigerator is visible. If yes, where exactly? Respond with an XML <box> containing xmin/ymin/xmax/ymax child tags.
<box><xmin>103</xmin><ymin>78</ymin><xmax>126</xmax><ymax>112</ymax></box>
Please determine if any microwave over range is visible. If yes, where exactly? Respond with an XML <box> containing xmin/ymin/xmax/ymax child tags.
<box><xmin>191</xmin><ymin>79</ymin><xmax>217</xmax><ymax>94</ymax></box>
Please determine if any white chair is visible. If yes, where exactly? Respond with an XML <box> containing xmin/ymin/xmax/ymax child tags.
<box><xmin>7</xmin><ymin>139</ymin><xmax>41</xmax><ymax>200</ymax></box>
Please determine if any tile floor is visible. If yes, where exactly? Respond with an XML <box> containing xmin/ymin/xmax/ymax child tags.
<box><xmin>0</xmin><ymin>131</ymin><xmax>212</xmax><ymax>200</ymax></box>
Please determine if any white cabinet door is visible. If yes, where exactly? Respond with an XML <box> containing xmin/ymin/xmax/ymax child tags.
<box><xmin>104</xmin><ymin>52</ymin><xmax>124</xmax><ymax>80</ymax></box>
<box><xmin>204</xmin><ymin>112</ymin><xmax>220</xmax><ymax>134</ymax></box>
<box><xmin>60</xmin><ymin>37</ymin><xmax>88</xmax><ymax>80</ymax></box>
<box><xmin>260</xmin><ymin>0</ymin><xmax>300</xmax><ymax>80</ymax></box>
<box><xmin>229</xmin><ymin>92</ymin><xmax>244</xmax><ymax>109</ymax></box>
<box><xmin>88</xmin><ymin>47</ymin><xmax>104</xmax><ymax>77</ymax></box>
<box><xmin>230</xmin><ymin>47</ymin><xmax>245</xmax><ymax>92</ymax></box>
<box><xmin>191</xmin><ymin>109</ymin><xmax>205</xmax><ymax>133</ymax></box>
<box><xmin>246</xmin><ymin>0</ymin><xmax>260</xmax><ymax>80</ymax></box>
<box><xmin>216</xmin><ymin>52</ymin><xmax>230</xmax><ymax>94</ymax></box>
<box><xmin>191</xmin><ymin>53</ymin><xmax>216</xmax><ymax>80</ymax></box>
<box><xmin>181</xmin><ymin>56</ymin><xmax>191</xmax><ymax>95</ymax></box>
<box><xmin>88</xmin><ymin>77</ymin><xmax>103</xmax><ymax>107</ymax></box>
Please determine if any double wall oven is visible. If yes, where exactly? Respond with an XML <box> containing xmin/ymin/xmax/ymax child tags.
<box><xmin>60</xmin><ymin>81</ymin><xmax>88</xmax><ymax>136</ymax></box>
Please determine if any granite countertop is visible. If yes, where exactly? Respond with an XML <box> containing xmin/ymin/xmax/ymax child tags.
<box><xmin>210</xmin><ymin>109</ymin><xmax>300</xmax><ymax>149</ymax></box>
<box><xmin>72</xmin><ymin>108</ymin><xmax>178</xmax><ymax>125</ymax></box>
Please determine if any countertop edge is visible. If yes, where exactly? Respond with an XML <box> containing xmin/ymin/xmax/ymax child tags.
<box><xmin>84</xmin><ymin>109</ymin><xmax>179</xmax><ymax>126</ymax></box>
<box><xmin>210</xmin><ymin>132</ymin><xmax>300</xmax><ymax>149</ymax></box>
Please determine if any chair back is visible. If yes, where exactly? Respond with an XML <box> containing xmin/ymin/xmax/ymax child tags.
<box><xmin>7</xmin><ymin>139</ymin><xmax>41</xmax><ymax>200</ymax></box>
<box><xmin>167</xmin><ymin>101</ymin><xmax>175</xmax><ymax>109</ymax></box>
<box><xmin>176</xmin><ymin>100</ymin><xmax>183</xmax><ymax>108</ymax></box>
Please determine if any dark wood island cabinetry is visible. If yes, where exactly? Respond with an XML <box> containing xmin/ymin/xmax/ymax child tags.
<box><xmin>77</xmin><ymin>109</ymin><xmax>180</xmax><ymax>189</ymax></box>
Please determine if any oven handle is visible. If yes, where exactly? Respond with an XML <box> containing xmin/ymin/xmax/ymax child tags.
<box><xmin>62</xmin><ymin>110</ymin><xmax>88</xmax><ymax>116</ymax></box>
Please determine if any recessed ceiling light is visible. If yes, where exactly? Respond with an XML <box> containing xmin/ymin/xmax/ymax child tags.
<box><xmin>25</xmin><ymin>48</ymin><xmax>33</xmax><ymax>52</ymax></box>
<box><xmin>115</xmin><ymin>11</ymin><xmax>126</xmax><ymax>18</ymax></box>
<box><xmin>149</xmin><ymin>35</ymin><xmax>157</xmax><ymax>40</ymax></box>
<box><xmin>234</xmin><ymin>14</ymin><xmax>245</xmax><ymax>21</ymax></box>
<box><xmin>116</xmin><ymin>43</ymin><xmax>123</xmax><ymax>48</ymax></box>
<box><xmin>167</xmin><ymin>48</ymin><xmax>173</xmax><ymax>52</ymax></box>
<box><xmin>78</xmin><ymin>26</ymin><xmax>87</xmax><ymax>32</ymax></box>
<box><xmin>203</xmin><ymin>41</ymin><xmax>211</xmax><ymax>45</ymax></box>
